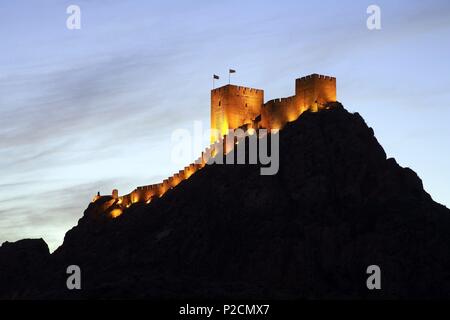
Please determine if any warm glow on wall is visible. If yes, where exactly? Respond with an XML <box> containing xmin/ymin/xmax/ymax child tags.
<box><xmin>221</xmin><ymin>119</ymin><xmax>229</xmax><ymax>137</ymax></box>
<box><xmin>171</xmin><ymin>176</ymin><xmax>181</xmax><ymax>187</ymax></box>
<box><xmin>110</xmin><ymin>209</ymin><xmax>123</xmax><ymax>218</ymax></box>
<box><xmin>287</xmin><ymin>109</ymin><xmax>299</xmax><ymax>122</ymax></box>
<box><xmin>159</xmin><ymin>185</ymin><xmax>167</xmax><ymax>196</ymax></box>
<box><xmin>184</xmin><ymin>170</ymin><xmax>193</xmax><ymax>179</ymax></box>
<box><xmin>131</xmin><ymin>192</ymin><xmax>141</xmax><ymax>204</ymax></box>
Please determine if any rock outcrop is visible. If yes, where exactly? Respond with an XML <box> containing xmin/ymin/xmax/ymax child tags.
<box><xmin>0</xmin><ymin>239</ymin><xmax>50</xmax><ymax>299</ymax></box>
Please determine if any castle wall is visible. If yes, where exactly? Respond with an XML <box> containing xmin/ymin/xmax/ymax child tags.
<box><xmin>115</xmin><ymin>150</ymin><xmax>209</xmax><ymax>208</ymax></box>
<box><xmin>261</xmin><ymin>74</ymin><xmax>336</xmax><ymax>129</ymax></box>
<box><xmin>261</xmin><ymin>96</ymin><xmax>298</xmax><ymax>130</ymax></box>
<box><xmin>211</xmin><ymin>85</ymin><xmax>264</xmax><ymax>143</ymax></box>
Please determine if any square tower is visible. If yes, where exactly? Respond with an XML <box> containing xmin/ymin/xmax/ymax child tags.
<box><xmin>210</xmin><ymin>85</ymin><xmax>264</xmax><ymax>143</ymax></box>
<box><xmin>295</xmin><ymin>74</ymin><xmax>336</xmax><ymax>110</ymax></box>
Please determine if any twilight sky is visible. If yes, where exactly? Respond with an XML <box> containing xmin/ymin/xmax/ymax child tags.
<box><xmin>1</xmin><ymin>0</ymin><xmax>450</xmax><ymax>251</ymax></box>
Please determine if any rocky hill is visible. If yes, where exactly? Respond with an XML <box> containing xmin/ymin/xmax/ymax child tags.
<box><xmin>2</xmin><ymin>102</ymin><xmax>450</xmax><ymax>299</ymax></box>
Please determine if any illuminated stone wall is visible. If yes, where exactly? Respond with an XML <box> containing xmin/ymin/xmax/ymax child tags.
<box><xmin>261</xmin><ymin>74</ymin><xmax>336</xmax><ymax>129</ymax></box>
<box><xmin>295</xmin><ymin>74</ymin><xmax>336</xmax><ymax>109</ymax></box>
<box><xmin>113</xmin><ymin>153</ymin><xmax>209</xmax><ymax>210</ymax></box>
<box><xmin>211</xmin><ymin>85</ymin><xmax>264</xmax><ymax>143</ymax></box>
<box><xmin>261</xmin><ymin>96</ymin><xmax>298</xmax><ymax>130</ymax></box>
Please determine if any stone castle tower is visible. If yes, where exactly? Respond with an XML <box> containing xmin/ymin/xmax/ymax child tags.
<box><xmin>211</xmin><ymin>74</ymin><xmax>336</xmax><ymax>142</ymax></box>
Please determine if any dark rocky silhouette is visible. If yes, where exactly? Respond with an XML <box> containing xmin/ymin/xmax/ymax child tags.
<box><xmin>0</xmin><ymin>239</ymin><xmax>50</xmax><ymax>298</ymax></box>
<box><xmin>1</xmin><ymin>103</ymin><xmax>450</xmax><ymax>299</ymax></box>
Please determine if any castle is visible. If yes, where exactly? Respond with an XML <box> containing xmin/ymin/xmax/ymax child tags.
<box><xmin>94</xmin><ymin>74</ymin><xmax>337</xmax><ymax>217</ymax></box>
<box><xmin>211</xmin><ymin>73</ymin><xmax>336</xmax><ymax>142</ymax></box>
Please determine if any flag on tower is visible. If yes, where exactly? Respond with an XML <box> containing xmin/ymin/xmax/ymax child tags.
<box><xmin>228</xmin><ymin>69</ymin><xmax>236</xmax><ymax>84</ymax></box>
<box><xmin>212</xmin><ymin>74</ymin><xmax>220</xmax><ymax>89</ymax></box>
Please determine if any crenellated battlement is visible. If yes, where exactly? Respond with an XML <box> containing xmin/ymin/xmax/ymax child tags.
<box><xmin>264</xmin><ymin>95</ymin><xmax>296</xmax><ymax>106</ymax></box>
<box><xmin>105</xmin><ymin>145</ymin><xmax>213</xmax><ymax>212</ymax></box>
<box><xmin>297</xmin><ymin>73</ymin><xmax>336</xmax><ymax>82</ymax></box>
<box><xmin>211</xmin><ymin>85</ymin><xmax>263</xmax><ymax>95</ymax></box>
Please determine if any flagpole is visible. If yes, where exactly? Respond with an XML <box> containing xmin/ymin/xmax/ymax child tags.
<box><xmin>213</xmin><ymin>74</ymin><xmax>220</xmax><ymax>89</ymax></box>
<box><xmin>228</xmin><ymin>69</ymin><xmax>236</xmax><ymax>85</ymax></box>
